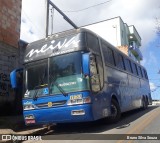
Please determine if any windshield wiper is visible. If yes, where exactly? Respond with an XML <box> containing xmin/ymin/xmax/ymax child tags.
<box><xmin>49</xmin><ymin>74</ymin><xmax>68</xmax><ymax>97</ymax></box>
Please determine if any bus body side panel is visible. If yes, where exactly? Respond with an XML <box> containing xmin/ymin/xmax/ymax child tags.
<box><xmin>103</xmin><ymin>65</ymin><xmax>133</xmax><ymax>113</ymax></box>
<box><xmin>91</xmin><ymin>90</ymin><xmax>111</xmax><ymax>120</ymax></box>
<box><xmin>91</xmin><ymin>64</ymin><xmax>134</xmax><ymax>120</ymax></box>
<box><xmin>139</xmin><ymin>78</ymin><xmax>152</xmax><ymax>104</ymax></box>
<box><xmin>128</xmin><ymin>74</ymin><xmax>142</xmax><ymax>110</ymax></box>
<box><xmin>102</xmin><ymin>64</ymin><xmax>149</xmax><ymax>114</ymax></box>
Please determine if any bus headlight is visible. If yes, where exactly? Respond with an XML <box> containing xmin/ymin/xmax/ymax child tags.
<box><xmin>67</xmin><ymin>96</ymin><xmax>91</xmax><ymax>105</ymax></box>
<box><xmin>23</xmin><ymin>104</ymin><xmax>36</xmax><ymax>110</ymax></box>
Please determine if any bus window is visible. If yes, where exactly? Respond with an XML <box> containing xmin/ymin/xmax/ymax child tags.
<box><xmin>141</xmin><ymin>68</ymin><xmax>145</xmax><ymax>78</ymax></box>
<box><xmin>90</xmin><ymin>54</ymin><xmax>101</xmax><ymax>92</ymax></box>
<box><xmin>124</xmin><ymin>58</ymin><xmax>132</xmax><ymax>73</ymax></box>
<box><xmin>87</xmin><ymin>33</ymin><xmax>104</xmax><ymax>89</ymax></box>
<box><xmin>102</xmin><ymin>43</ymin><xmax>115</xmax><ymax>66</ymax></box>
<box><xmin>137</xmin><ymin>66</ymin><xmax>143</xmax><ymax>77</ymax></box>
<box><xmin>144</xmin><ymin>69</ymin><xmax>148</xmax><ymax>79</ymax></box>
<box><xmin>95</xmin><ymin>54</ymin><xmax>104</xmax><ymax>89</ymax></box>
<box><xmin>140</xmin><ymin>67</ymin><xmax>143</xmax><ymax>78</ymax></box>
<box><xmin>114</xmin><ymin>52</ymin><xmax>125</xmax><ymax>70</ymax></box>
<box><xmin>87</xmin><ymin>33</ymin><xmax>100</xmax><ymax>55</ymax></box>
<box><xmin>131</xmin><ymin>62</ymin><xmax>138</xmax><ymax>76</ymax></box>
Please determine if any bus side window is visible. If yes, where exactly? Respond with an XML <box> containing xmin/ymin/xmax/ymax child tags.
<box><xmin>124</xmin><ymin>58</ymin><xmax>132</xmax><ymax>73</ymax></box>
<box><xmin>137</xmin><ymin>66</ymin><xmax>142</xmax><ymax>78</ymax></box>
<box><xmin>142</xmin><ymin>68</ymin><xmax>145</xmax><ymax>79</ymax></box>
<box><xmin>95</xmin><ymin>55</ymin><xmax>104</xmax><ymax>89</ymax></box>
<box><xmin>139</xmin><ymin>67</ymin><xmax>143</xmax><ymax>78</ymax></box>
<box><xmin>131</xmin><ymin>62</ymin><xmax>138</xmax><ymax>76</ymax></box>
<box><xmin>90</xmin><ymin>54</ymin><xmax>101</xmax><ymax>92</ymax></box>
<box><xmin>87</xmin><ymin>33</ymin><xmax>104</xmax><ymax>89</ymax></box>
<box><xmin>114</xmin><ymin>52</ymin><xmax>125</xmax><ymax>70</ymax></box>
<box><xmin>102</xmin><ymin>43</ymin><xmax>115</xmax><ymax>66</ymax></box>
<box><xmin>87</xmin><ymin>33</ymin><xmax>100</xmax><ymax>54</ymax></box>
<box><xmin>144</xmin><ymin>69</ymin><xmax>148</xmax><ymax>79</ymax></box>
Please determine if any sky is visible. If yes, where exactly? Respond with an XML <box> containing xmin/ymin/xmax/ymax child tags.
<box><xmin>21</xmin><ymin>0</ymin><xmax>160</xmax><ymax>99</ymax></box>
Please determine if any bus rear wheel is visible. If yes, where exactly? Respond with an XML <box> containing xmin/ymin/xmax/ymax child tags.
<box><xmin>108</xmin><ymin>99</ymin><xmax>121</xmax><ymax>123</ymax></box>
<box><xmin>142</xmin><ymin>97</ymin><xmax>148</xmax><ymax>110</ymax></box>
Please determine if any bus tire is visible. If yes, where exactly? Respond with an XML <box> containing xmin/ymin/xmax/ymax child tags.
<box><xmin>108</xmin><ymin>99</ymin><xmax>121</xmax><ymax>123</ymax></box>
<box><xmin>145</xmin><ymin>97</ymin><xmax>148</xmax><ymax>108</ymax></box>
<box><xmin>142</xmin><ymin>97</ymin><xmax>147</xmax><ymax>110</ymax></box>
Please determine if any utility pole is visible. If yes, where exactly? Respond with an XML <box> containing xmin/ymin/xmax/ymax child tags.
<box><xmin>46</xmin><ymin>0</ymin><xmax>49</xmax><ymax>37</ymax></box>
<box><xmin>50</xmin><ymin>7</ymin><xmax>54</xmax><ymax>35</ymax></box>
<box><xmin>46</xmin><ymin>0</ymin><xmax>78</xmax><ymax>37</ymax></box>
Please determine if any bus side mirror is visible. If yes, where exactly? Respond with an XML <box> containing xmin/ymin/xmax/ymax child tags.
<box><xmin>82</xmin><ymin>53</ymin><xmax>90</xmax><ymax>76</ymax></box>
<box><xmin>10</xmin><ymin>68</ymin><xmax>23</xmax><ymax>89</ymax></box>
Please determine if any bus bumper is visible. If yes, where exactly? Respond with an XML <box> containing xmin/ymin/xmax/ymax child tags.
<box><xmin>23</xmin><ymin>104</ymin><xmax>94</xmax><ymax>125</ymax></box>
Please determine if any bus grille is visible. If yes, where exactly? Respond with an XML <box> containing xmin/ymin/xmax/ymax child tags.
<box><xmin>36</xmin><ymin>100</ymin><xmax>67</xmax><ymax>108</ymax></box>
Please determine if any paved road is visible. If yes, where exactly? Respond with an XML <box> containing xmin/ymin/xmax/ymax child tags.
<box><xmin>24</xmin><ymin>105</ymin><xmax>160</xmax><ymax>143</ymax></box>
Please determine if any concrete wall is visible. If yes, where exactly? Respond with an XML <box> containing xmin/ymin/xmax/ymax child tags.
<box><xmin>84</xmin><ymin>17</ymin><xmax>120</xmax><ymax>47</ymax></box>
<box><xmin>0</xmin><ymin>42</ymin><xmax>18</xmax><ymax>96</ymax></box>
<box><xmin>84</xmin><ymin>17</ymin><xmax>129</xmax><ymax>47</ymax></box>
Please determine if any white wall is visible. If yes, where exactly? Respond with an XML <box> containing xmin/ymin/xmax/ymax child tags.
<box><xmin>84</xmin><ymin>17</ymin><xmax>128</xmax><ymax>47</ymax></box>
<box><xmin>84</xmin><ymin>18</ymin><xmax>121</xmax><ymax>47</ymax></box>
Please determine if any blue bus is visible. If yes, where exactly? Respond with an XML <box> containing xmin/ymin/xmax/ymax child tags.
<box><xmin>10</xmin><ymin>28</ymin><xmax>152</xmax><ymax>125</ymax></box>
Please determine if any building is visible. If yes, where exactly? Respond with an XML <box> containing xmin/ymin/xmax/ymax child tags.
<box><xmin>152</xmin><ymin>100</ymin><xmax>160</xmax><ymax>106</ymax></box>
<box><xmin>0</xmin><ymin>0</ymin><xmax>27</xmax><ymax>114</ymax></box>
<box><xmin>84</xmin><ymin>16</ymin><xmax>143</xmax><ymax>63</ymax></box>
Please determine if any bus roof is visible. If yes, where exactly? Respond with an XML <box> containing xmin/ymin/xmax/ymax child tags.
<box><xmin>24</xmin><ymin>28</ymin><xmax>91</xmax><ymax>63</ymax></box>
<box><xmin>23</xmin><ymin>28</ymin><xmax>146</xmax><ymax>71</ymax></box>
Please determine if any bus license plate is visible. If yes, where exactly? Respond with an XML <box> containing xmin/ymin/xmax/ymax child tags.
<box><xmin>70</xmin><ymin>94</ymin><xmax>82</xmax><ymax>100</ymax></box>
<box><xmin>26</xmin><ymin>119</ymin><xmax>35</xmax><ymax>124</ymax></box>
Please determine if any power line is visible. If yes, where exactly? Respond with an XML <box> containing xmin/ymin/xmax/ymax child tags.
<box><xmin>63</xmin><ymin>0</ymin><xmax>112</xmax><ymax>13</ymax></box>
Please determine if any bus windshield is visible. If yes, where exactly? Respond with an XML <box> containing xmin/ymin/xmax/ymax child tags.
<box><xmin>24</xmin><ymin>52</ymin><xmax>90</xmax><ymax>98</ymax></box>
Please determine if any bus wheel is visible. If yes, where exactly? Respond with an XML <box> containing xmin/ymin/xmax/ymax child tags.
<box><xmin>145</xmin><ymin>97</ymin><xmax>148</xmax><ymax>108</ymax></box>
<box><xmin>142</xmin><ymin>97</ymin><xmax>147</xmax><ymax>110</ymax></box>
<box><xmin>109</xmin><ymin>99</ymin><xmax>121</xmax><ymax>123</ymax></box>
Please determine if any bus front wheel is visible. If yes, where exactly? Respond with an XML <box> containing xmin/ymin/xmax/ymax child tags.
<box><xmin>108</xmin><ymin>99</ymin><xmax>121</xmax><ymax>123</ymax></box>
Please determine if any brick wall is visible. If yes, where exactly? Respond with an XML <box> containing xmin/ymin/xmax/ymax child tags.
<box><xmin>0</xmin><ymin>0</ymin><xmax>22</xmax><ymax>48</ymax></box>
<box><xmin>0</xmin><ymin>0</ymin><xmax>22</xmax><ymax>113</ymax></box>
<box><xmin>117</xmin><ymin>45</ymin><xmax>129</xmax><ymax>56</ymax></box>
